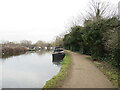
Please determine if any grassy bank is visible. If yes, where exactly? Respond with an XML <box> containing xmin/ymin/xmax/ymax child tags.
<box><xmin>87</xmin><ymin>56</ymin><xmax>119</xmax><ymax>87</ymax></box>
<box><xmin>43</xmin><ymin>52</ymin><xmax>71</xmax><ymax>88</ymax></box>
<box><xmin>92</xmin><ymin>59</ymin><xmax>119</xmax><ymax>87</ymax></box>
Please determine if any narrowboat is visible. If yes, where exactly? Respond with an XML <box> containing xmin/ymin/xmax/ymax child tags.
<box><xmin>52</xmin><ymin>47</ymin><xmax>65</xmax><ymax>61</ymax></box>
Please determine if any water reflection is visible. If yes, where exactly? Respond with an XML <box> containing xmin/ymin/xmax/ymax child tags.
<box><xmin>1</xmin><ymin>52</ymin><xmax>26</xmax><ymax>59</ymax></box>
<box><xmin>52</xmin><ymin>53</ymin><xmax>65</xmax><ymax>66</ymax></box>
<box><xmin>1</xmin><ymin>50</ymin><xmax>52</xmax><ymax>59</ymax></box>
<box><xmin>1</xmin><ymin>50</ymin><xmax>61</xmax><ymax>88</ymax></box>
<box><xmin>52</xmin><ymin>59</ymin><xmax>62</xmax><ymax>66</ymax></box>
<box><xmin>36</xmin><ymin>50</ymin><xmax>51</xmax><ymax>55</ymax></box>
<box><xmin>52</xmin><ymin>55</ymin><xmax>64</xmax><ymax>66</ymax></box>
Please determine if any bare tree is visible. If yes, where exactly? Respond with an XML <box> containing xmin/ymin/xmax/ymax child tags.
<box><xmin>35</xmin><ymin>40</ymin><xmax>46</xmax><ymax>49</ymax></box>
<box><xmin>85</xmin><ymin>0</ymin><xmax>117</xmax><ymax>21</ymax></box>
<box><xmin>0</xmin><ymin>44</ymin><xmax>2</xmax><ymax>58</ymax></box>
<box><xmin>20</xmin><ymin>40</ymin><xmax>32</xmax><ymax>48</ymax></box>
<box><xmin>52</xmin><ymin>35</ymin><xmax>64</xmax><ymax>47</ymax></box>
<box><xmin>118</xmin><ymin>1</ymin><xmax>120</xmax><ymax>19</ymax></box>
<box><xmin>64</xmin><ymin>15</ymin><xmax>83</xmax><ymax>30</ymax></box>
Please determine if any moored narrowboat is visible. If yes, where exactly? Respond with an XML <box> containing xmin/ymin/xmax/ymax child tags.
<box><xmin>52</xmin><ymin>47</ymin><xmax>65</xmax><ymax>60</ymax></box>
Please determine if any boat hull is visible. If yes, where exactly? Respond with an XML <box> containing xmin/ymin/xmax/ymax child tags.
<box><xmin>52</xmin><ymin>53</ymin><xmax>65</xmax><ymax>61</ymax></box>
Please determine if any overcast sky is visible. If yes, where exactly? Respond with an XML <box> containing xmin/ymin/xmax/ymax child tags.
<box><xmin>0</xmin><ymin>0</ymin><xmax>119</xmax><ymax>43</ymax></box>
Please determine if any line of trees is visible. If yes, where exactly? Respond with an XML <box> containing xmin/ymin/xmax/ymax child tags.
<box><xmin>63</xmin><ymin>0</ymin><xmax>120</xmax><ymax>67</ymax></box>
<box><xmin>0</xmin><ymin>40</ymin><xmax>53</xmax><ymax>58</ymax></box>
<box><xmin>1</xmin><ymin>42</ymin><xmax>28</xmax><ymax>58</ymax></box>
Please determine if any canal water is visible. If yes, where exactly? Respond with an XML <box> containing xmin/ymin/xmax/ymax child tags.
<box><xmin>0</xmin><ymin>50</ymin><xmax>61</xmax><ymax>88</ymax></box>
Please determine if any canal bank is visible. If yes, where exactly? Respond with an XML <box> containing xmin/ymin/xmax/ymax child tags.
<box><xmin>43</xmin><ymin>50</ymin><xmax>117</xmax><ymax>88</ymax></box>
<box><xmin>43</xmin><ymin>51</ymin><xmax>71</xmax><ymax>88</ymax></box>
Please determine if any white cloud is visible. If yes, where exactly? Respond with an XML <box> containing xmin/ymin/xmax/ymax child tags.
<box><xmin>0</xmin><ymin>0</ymin><xmax>119</xmax><ymax>42</ymax></box>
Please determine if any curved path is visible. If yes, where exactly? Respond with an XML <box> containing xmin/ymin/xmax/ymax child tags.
<box><xmin>61</xmin><ymin>51</ymin><xmax>115</xmax><ymax>88</ymax></box>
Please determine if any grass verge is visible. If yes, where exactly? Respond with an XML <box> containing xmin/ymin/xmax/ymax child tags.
<box><xmin>43</xmin><ymin>52</ymin><xmax>71</xmax><ymax>88</ymax></box>
<box><xmin>92</xmin><ymin>59</ymin><xmax>119</xmax><ymax>87</ymax></box>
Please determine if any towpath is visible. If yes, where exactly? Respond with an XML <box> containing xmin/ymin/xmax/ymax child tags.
<box><xmin>61</xmin><ymin>51</ymin><xmax>115</xmax><ymax>88</ymax></box>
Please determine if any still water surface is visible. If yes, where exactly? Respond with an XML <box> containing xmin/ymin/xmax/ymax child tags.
<box><xmin>0</xmin><ymin>50</ymin><xmax>61</xmax><ymax>88</ymax></box>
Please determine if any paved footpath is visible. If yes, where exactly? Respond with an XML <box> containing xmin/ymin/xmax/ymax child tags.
<box><xmin>61</xmin><ymin>51</ymin><xmax>116</xmax><ymax>88</ymax></box>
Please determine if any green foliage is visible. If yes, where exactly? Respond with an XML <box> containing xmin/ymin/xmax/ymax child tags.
<box><xmin>63</xmin><ymin>26</ymin><xmax>84</xmax><ymax>51</ymax></box>
<box><xmin>63</xmin><ymin>17</ymin><xmax>119</xmax><ymax>67</ymax></box>
<box><xmin>94</xmin><ymin>60</ymin><xmax>119</xmax><ymax>86</ymax></box>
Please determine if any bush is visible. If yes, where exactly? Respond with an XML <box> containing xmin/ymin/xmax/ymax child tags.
<box><xmin>2</xmin><ymin>46</ymin><xmax>27</xmax><ymax>58</ymax></box>
<box><xmin>63</xmin><ymin>17</ymin><xmax>119</xmax><ymax>68</ymax></box>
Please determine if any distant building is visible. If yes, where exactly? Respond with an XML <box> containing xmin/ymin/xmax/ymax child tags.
<box><xmin>50</xmin><ymin>47</ymin><xmax>53</xmax><ymax>49</ymax></box>
<box><xmin>44</xmin><ymin>47</ymin><xmax>47</xmax><ymax>50</ymax></box>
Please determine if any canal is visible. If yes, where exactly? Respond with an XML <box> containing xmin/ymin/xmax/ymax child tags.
<box><xmin>0</xmin><ymin>50</ymin><xmax>61</xmax><ymax>88</ymax></box>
